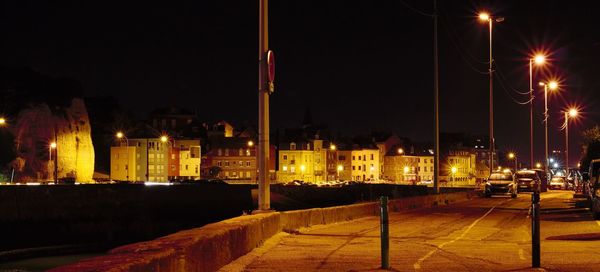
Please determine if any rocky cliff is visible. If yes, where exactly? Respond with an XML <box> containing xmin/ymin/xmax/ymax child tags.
<box><xmin>11</xmin><ymin>98</ymin><xmax>95</xmax><ymax>182</ymax></box>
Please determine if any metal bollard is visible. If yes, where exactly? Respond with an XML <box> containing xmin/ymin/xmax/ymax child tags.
<box><xmin>380</xmin><ymin>196</ymin><xmax>390</xmax><ymax>269</ymax></box>
<box><xmin>532</xmin><ymin>191</ymin><xmax>540</xmax><ymax>268</ymax></box>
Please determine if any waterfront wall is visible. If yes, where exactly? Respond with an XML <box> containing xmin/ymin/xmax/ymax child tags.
<box><xmin>50</xmin><ymin>191</ymin><xmax>475</xmax><ymax>272</ymax></box>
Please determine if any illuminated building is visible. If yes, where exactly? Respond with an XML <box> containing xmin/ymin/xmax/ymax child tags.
<box><xmin>111</xmin><ymin>138</ymin><xmax>201</xmax><ymax>182</ymax></box>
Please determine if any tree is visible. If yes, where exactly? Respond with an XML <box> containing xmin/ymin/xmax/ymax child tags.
<box><xmin>580</xmin><ymin>125</ymin><xmax>600</xmax><ymax>172</ymax></box>
<box><xmin>208</xmin><ymin>166</ymin><xmax>222</xmax><ymax>179</ymax></box>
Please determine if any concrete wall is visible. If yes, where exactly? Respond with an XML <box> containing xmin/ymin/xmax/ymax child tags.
<box><xmin>51</xmin><ymin>191</ymin><xmax>475</xmax><ymax>272</ymax></box>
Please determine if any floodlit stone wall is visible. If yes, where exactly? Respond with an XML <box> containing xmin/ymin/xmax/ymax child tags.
<box><xmin>11</xmin><ymin>98</ymin><xmax>95</xmax><ymax>182</ymax></box>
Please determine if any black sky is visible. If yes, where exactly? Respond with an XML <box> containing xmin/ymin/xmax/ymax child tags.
<box><xmin>1</xmin><ymin>0</ymin><xmax>599</xmax><ymax>167</ymax></box>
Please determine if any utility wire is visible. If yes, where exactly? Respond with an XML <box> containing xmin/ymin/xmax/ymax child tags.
<box><xmin>494</xmin><ymin>72</ymin><xmax>534</xmax><ymax>105</ymax></box>
<box><xmin>397</xmin><ymin>0</ymin><xmax>434</xmax><ymax>17</ymax></box>
<box><xmin>439</xmin><ymin>19</ymin><xmax>489</xmax><ymax>75</ymax></box>
<box><xmin>439</xmin><ymin>9</ymin><xmax>490</xmax><ymax>65</ymax></box>
<box><xmin>494</xmin><ymin>62</ymin><xmax>532</xmax><ymax>95</ymax></box>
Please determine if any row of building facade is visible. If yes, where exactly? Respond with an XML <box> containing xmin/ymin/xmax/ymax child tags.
<box><xmin>108</xmin><ymin>108</ymin><xmax>493</xmax><ymax>184</ymax></box>
<box><xmin>110</xmin><ymin>130</ymin><xmax>486</xmax><ymax>186</ymax></box>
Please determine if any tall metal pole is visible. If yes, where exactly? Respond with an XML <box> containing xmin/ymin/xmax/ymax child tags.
<box><xmin>258</xmin><ymin>0</ymin><xmax>271</xmax><ymax>211</ymax></box>
<box><xmin>565</xmin><ymin>112</ymin><xmax>569</xmax><ymax>175</ymax></box>
<box><xmin>544</xmin><ymin>85</ymin><xmax>549</xmax><ymax>174</ymax></box>
<box><xmin>488</xmin><ymin>19</ymin><xmax>495</xmax><ymax>174</ymax></box>
<box><xmin>433</xmin><ymin>0</ymin><xmax>440</xmax><ymax>194</ymax></box>
<box><xmin>529</xmin><ymin>59</ymin><xmax>534</xmax><ymax>168</ymax></box>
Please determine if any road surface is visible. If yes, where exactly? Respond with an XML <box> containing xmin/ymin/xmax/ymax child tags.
<box><xmin>223</xmin><ymin>190</ymin><xmax>600</xmax><ymax>271</ymax></box>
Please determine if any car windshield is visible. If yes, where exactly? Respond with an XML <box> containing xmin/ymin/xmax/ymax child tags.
<box><xmin>516</xmin><ymin>173</ymin><xmax>537</xmax><ymax>179</ymax></box>
<box><xmin>489</xmin><ymin>173</ymin><xmax>512</xmax><ymax>181</ymax></box>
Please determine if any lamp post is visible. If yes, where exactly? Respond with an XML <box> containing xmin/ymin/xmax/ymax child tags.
<box><xmin>539</xmin><ymin>80</ymin><xmax>559</xmax><ymax>174</ymax></box>
<box><xmin>50</xmin><ymin>142</ymin><xmax>57</xmax><ymax>184</ymax></box>
<box><xmin>529</xmin><ymin>54</ymin><xmax>546</xmax><ymax>168</ymax></box>
<box><xmin>160</xmin><ymin>135</ymin><xmax>173</xmax><ymax>182</ymax></box>
<box><xmin>116</xmin><ymin>132</ymin><xmax>129</xmax><ymax>181</ymax></box>
<box><xmin>508</xmin><ymin>152</ymin><xmax>518</xmax><ymax>171</ymax></box>
<box><xmin>479</xmin><ymin>12</ymin><xmax>504</xmax><ymax>175</ymax></box>
<box><xmin>451</xmin><ymin>166</ymin><xmax>458</xmax><ymax>187</ymax></box>
<box><xmin>563</xmin><ymin>108</ymin><xmax>578</xmax><ymax>175</ymax></box>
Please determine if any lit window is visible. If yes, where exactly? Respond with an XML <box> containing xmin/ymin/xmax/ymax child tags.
<box><xmin>283</xmin><ymin>165</ymin><xmax>288</xmax><ymax>171</ymax></box>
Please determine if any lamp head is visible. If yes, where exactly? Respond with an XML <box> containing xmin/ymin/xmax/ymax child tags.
<box><xmin>478</xmin><ymin>12</ymin><xmax>490</xmax><ymax>22</ymax></box>
<box><xmin>533</xmin><ymin>54</ymin><xmax>546</xmax><ymax>65</ymax></box>
<box><xmin>568</xmin><ymin>108</ymin><xmax>578</xmax><ymax>118</ymax></box>
<box><xmin>116</xmin><ymin>132</ymin><xmax>124</xmax><ymax>139</ymax></box>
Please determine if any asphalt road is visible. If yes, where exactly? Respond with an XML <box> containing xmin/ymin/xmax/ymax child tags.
<box><xmin>222</xmin><ymin>190</ymin><xmax>600</xmax><ymax>272</ymax></box>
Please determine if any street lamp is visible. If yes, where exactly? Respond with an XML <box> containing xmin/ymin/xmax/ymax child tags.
<box><xmin>337</xmin><ymin>165</ymin><xmax>343</xmax><ymax>180</ymax></box>
<box><xmin>247</xmin><ymin>140</ymin><xmax>254</xmax><ymax>147</ymax></box>
<box><xmin>529</xmin><ymin>53</ymin><xmax>546</xmax><ymax>168</ymax></box>
<box><xmin>116</xmin><ymin>131</ymin><xmax>129</xmax><ymax>181</ymax></box>
<box><xmin>330</xmin><ymin>144</ymin><xmax>336</xmax><ymax>151</ymax></box>
<box><xmin>0</xmin><ymin>117</ymin><xmax>6</xmax><ymax>126</ymax></box>
<box><xmin>535</xmin><ymin>162</ymin><xmax>542</xmax><ymax>169</ymax></box>
<box><xmin>451</xmin><ymin>166</ymin><xmax>458</xmax><ymax>186</ymax></box>
<box><xmin>397</xmin><ymin>148</ymin><xmax>404</xmax><ymax>155</ymax></box>
<box><xmin>508</xmin><ymin>152</ymin><xmax>518</xmax><ymax>171</ymax></box>
<box><xmin>478</xmin><ymin>11</ymin><xmax>504</xmax><ymax>175</ymax></box>
<box><xmin>539</xmin><ymin>80</ymin><xmax>559</xmax><ymax>174</ymax></box>
<box><xmin>50</xmin><ymin>142</ymin><xmax>57</xmax><ymax>184</ymax></box>
<box><xmin>563</xmin><ymin>108</ymin><xmax>579</xmax><ymax>175</ymax></box>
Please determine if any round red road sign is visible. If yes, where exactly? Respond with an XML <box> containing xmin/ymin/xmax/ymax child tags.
<box><xmin>267</xmin><ymin>50</ymin><xmax>275</xmax><ymax>83</ymax></box>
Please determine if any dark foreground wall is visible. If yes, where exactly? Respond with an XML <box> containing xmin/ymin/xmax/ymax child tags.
<box><xmin>270</xmin><ymin>184</ymin><xmax>430</xmax><ymax>210</ymax></box>
<box><xmin>0</xmin><ymin>184</ymin><xmax>253</xmax><ymax>253</ymax></box>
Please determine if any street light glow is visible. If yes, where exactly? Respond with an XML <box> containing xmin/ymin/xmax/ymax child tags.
<box><xmin>536</xmin><ymin>163</ymin><xmax>542</xmax><ymax>168</ymax></box>
<box><xmin>508</xmin><ymin>152</ymin><xmax>515</xmax><ymax>159</ymax></box>
<box><xmin>50</xmin><ymin>142</ymin><xmax>57</xmax><ymax>149</ymax></box>
<box><xmin>451</xmin><ymin>166</ymin><xmax>458</xmax><ymax>174</ymax></box>
<box><xmin>478</xmin><ymin>12</ymin><xmax>490</xmax><ymax>22</ymax></box>
<box><xmin>548</xmin><ymin>81</ymin><xmax>558</xmax><ymax>90</ymax></box>
<box><xmin>247</xmin><ymin>140</ymin><xmax>254</xmax><ymax>147</ymax></box>
<box><xmin>116</xmin><ymin>132</ymin><xmax>124</xmax><ymax>139</ymax></box>
<box><xmin>549</xmin><ymin>158</ymin><xmax>555</xmax><ymax>163</ymax></box>
<box><xmin>568</xmin><ymin>108</ymin><xmax>578</xmax><ymax>118</ymax></box>
<box><xmin>160</xmin><ymin>135</ymin><xmax>168</xmax><ymax>143</ymax></box>
<box><xmin>553</xmin><ymin>163</ymin><xmax>559</xmax><ymax>168</ymax></box>
<box><xmin>397</xmin><ymin>148</ymin><xmax>404</xmax><ymax>154</ymax></box>
<box><xmin>534</xmin><ymin>54</ymin><xmax>546</xmax><ymax>65</ymax></box>
<box><xmin>330</xmin><ymin>144</ymin><xmax>336</xmax><ymax>151</ymax></box>
<box><xmin>403</xmin><ymin>166</ymin><xmax>409</xmax><ymax>174</ymax></box>
<box><xmin>0</xmin><ymin>117</ymin><xmax>5</xmax><ymax>126</ymax></box>
<box><xmin>337</xmin><ymin>165</ymin><xmax>343</xmax><ymax>171</ymax></box>
<box><xmin>300</xmin><ymin>165</ymin><xmax>306</xmax><ymax>172</ymax></box>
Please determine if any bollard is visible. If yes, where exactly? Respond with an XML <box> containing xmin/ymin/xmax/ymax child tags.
<box><xmin>532</xmin><ymin>191</ymin><xmax>540</xmax><ymax>268</ymax></box>
<box><xmin>380</xmin><ymin>196</ymin><xmax>390</xmax><ymax>269</ymax></box>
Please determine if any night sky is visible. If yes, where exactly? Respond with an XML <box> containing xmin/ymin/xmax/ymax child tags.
<box><xmin>1</xmin><ymin>0</ymin><xmax>599</xmax><ymax>167</ymax></box>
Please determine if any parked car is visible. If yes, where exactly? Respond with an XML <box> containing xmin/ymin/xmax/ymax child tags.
<box><xmin>588</xmin><ymin>159</ymin><xmax>600</xmax><ymax>219</ymax></box>
<box><xmin>515</xmin><ymin>170</ymin><xmax>540</xmax><ymax>192</ymax></box>
<box><xmin>549</xmin><ymin>176</ymin><xmax>567</xmax><ymax>190</ymax></box>
<box><xmin>567</xmin><ymin>168</ymin><xmax>582</xmax><ymax>192</ymax></box>
<box><xmin>531</xmin><ymin>168</ymin><xmax>549</xmax><ymax>192</ymax></box>
<box><xmin>484</xmin><ymin>171</ymin><xmax>517</xmax><ymax>198</ymax></box>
